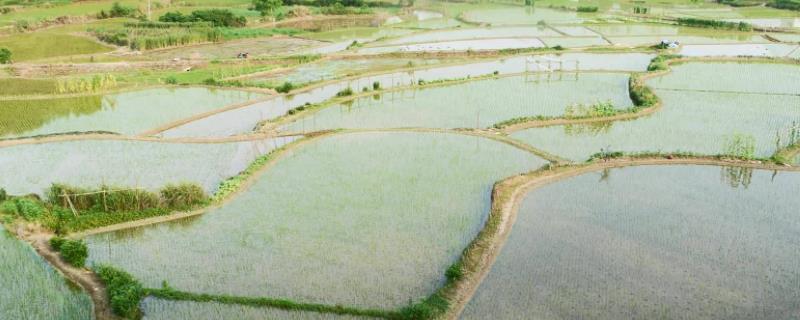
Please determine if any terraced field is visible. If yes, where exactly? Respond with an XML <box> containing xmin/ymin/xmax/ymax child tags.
<box><xmin>1</xmin><ymin>1</ymin><xmax>799</xmax><ymax>319</ymax></box>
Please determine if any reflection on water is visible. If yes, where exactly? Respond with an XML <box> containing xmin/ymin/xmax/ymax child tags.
<box><xmin>721</xmin><ymin>166</ymin><xmax>753</xmax><ymax>189</ymax></box>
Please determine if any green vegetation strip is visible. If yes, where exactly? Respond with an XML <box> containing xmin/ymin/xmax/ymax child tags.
<box><xmin>147</xmin><ymin>288</ymin><xmax>396</xmax><ymax>319</ymax></box>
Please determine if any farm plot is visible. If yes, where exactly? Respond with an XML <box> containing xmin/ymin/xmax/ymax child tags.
<box><xmin>511</xmin><ymin>62</ymin><xmax>800</xmax><ymax>161</ymax></box>
<box><xmin>461</xmin><ymin>7</ymin><xmax>586</xmax><ymax>25</ymax></box>
<box><xmin>142</xmin><ymin>37</ymin><xmax>325</xmax><ymax>60</ymax></box>
<box><xmin>85</xmin><ymin>132</ymin><xmax>547</xmax><ymax>309</ymax></box>
<box><xmin>461</xmin><ymin>165</ymin><xmax>800</xmax><ymax>320</ymax></box>
<box><xmin>357</xmin><ymin>38</ymin><xmax>546</xmax><ymax>54</ymax></box>
<box><xmin>279</xmin><ymin>73</ymin><xmax>632</xmax><ymax>132</ymax></box>
<box><xmin>679</xmin><ymin>43</ymin><xmax>800</xmax><ymax>57</ymax></box>
<box><xmin>141</xmin><ymin>297</ymin><xmax>370</xmax><ymax>320</ymax></box>
<box><xmin>0</xmin><ymin>225</ymin><xmax>93</xmax><ymax>319</ymax></box>
<box><xmin>162</xmin><ymin>53</ymin><xmax>653</xmax><ymax>138</ymax></box>
<box><xmin>373</xmin><ymin>26</ymin><xmax>559</xmax><ymax>46</ymax></box>
<box><xmin>0</xmin><ymin>137</ymin><xmax>296</xmax><ymax>196</ymax></box>
<box><xmin>0</xmin><ymin>87</ymin><xmax>263</xmax><ymax>139</ymax></box>
<box><xmin>248</xmin><ymin>58</ymin><xmax>446</xmax><ymax>86</ymax></box>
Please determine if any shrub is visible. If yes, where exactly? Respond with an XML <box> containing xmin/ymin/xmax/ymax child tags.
<box><xmin>160</xmin><ymin>9</ymin><xmax>247</xmax><ymax>27</ymax></box>
<box><xmin>165</xmin><ymin>75</ymin><xmax>178</xmax><ymax>84</ymax></box>
<box><xmin>445</xmin><ymin>262</ymin><xmax>463</xmax><ymax>281</ymax></box>
<box><xmin>0</xmin><ymin>200</ymin><xmax>16</xmax><ymax>215</ymax></box>
<box><xmin>47</xmin><ymin>184</ymin><xmax>160</xmax><ymax>213</ymax></box>
<box><xmin>59</xmin><ymin>239</ymin><xmax>88</xmax><ymax>267</ymax></box>
<box><xmin>252</xmin><ymin>0</ymin><xmax>284</xmax><ymax>16</ymax></box>
<box><xmin>276</xmin><ymin>81</ymin><xmax>294</xmax><ymax>93</ymax></box>
<box><xmin>372</xmin><ymin>81</ymin><xmax>380</xmax><ymax>90</ymax></box>
<box><xmin>95</xmin><ymin>265</ymin><xmax>144</xmax><ymax>319</ymax></box>
<box><xmin>13</xmin><ymin>197</ymin><xmax>44</xmax><ymax>220</ymax></box>
<box><xmin>676</xmin><ymin>17</ymin><xmax>752</xmax><ymax>31</ymax></box>
<box><xmin>98</xmin><ymin>2</ymin><xmax>138</xmax><ymax>19</ymax></box>
<box><xmin>160</xmin><ymin>183</ymin><xmax>207</xmax><ymax>210</ymax></box>
<box><xmin>336</xmin><ymin>87</ymin><xmax>353</xmax><ymax>97</ymax></box>
<box><xmin>628</xmin><ymin>75</ymin><xmax>658</xmax><ymax>107</ymax></box>
<box><xmin>577</xmin><ymin>6</ymin><xmax>599</xmax><ymax>12</ymax></box>
<box><xmin>0</xmin><ymin>188</ymin><xmax>6</xmax><ymax>202</ymax></box>
<box><xmin>0</xmin><ymin>48</ymin><xmax>10</xmax><ymax>64</ymax></box>
<box><xmin>49</xmin><ymin>237</ymin><xmax>66</xmax><ymax>251</ymax></box>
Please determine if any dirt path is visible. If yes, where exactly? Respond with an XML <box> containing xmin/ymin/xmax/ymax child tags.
<box><xmin>19</xmin><ymin>231</ymin><xmax>118</xmax><ymax>320</ymax></box>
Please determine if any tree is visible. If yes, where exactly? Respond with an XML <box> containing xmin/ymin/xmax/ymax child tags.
<box><xmin>253</xmin><ymin>0</ymin><xmax>283</xmax><ymax>16</ymax></box>
<box><xmin>0</xmin><ymin>48</ymin><xmax>10</xmax><ymax>64</ymax></box>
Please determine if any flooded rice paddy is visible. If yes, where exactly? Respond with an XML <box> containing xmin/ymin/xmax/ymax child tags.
<box><xmin>512</xmin><ymin>62</ymin><xmax>800</xmax><ymax>161</ymax></box>
<box><xmin>0</xmin><ymin>87</ymin><xmax>261</xmax><ymax>139</ymax></box>
<box><xmin>0</xmin><ymin>137</ymin><xmax>296</xmax><ymax>195</ymax></box>
<box><xmin>162</xmin><ymin>53</ymin><xmax>653</xmax><ymax>138</ymax></box>
<box><xmin>280</xmin><ymin>73</ymin><xmax>632</xmax><ymax>132</ymax></box>
<box><xmin>85</xmin><ymin>132</ymin><xmax>546</xmax><ymax>309</ymax></box>
<box><xmin>0</xmin><ymin>225</ymin><xmax>93</xmax><ymax>319</ymax></box>
<box><xmin>141</xmin><ymin>297</ymin><xmax>369</xmax><ymax>320</ymax></box>
<box><xmin>247</xmin><ymin>58</ymin><xmax>445</xmax><ymax>86</ymax></box>
<box><xmin>461</xmin><ymin>165</ymin><xmax>800</xmax><ymax>320</ymax></box>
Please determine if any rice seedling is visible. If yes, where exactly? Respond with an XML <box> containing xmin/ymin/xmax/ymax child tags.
<box><xmin>85</xmin><ymin>132</ymin><xmax>546</xmax><ymax>309</ymax></box>
<box><xmin>462</xmin><ymin>165</ymin><xmax>800</xmax><ymax>319</ymax></box>
<box><xmin>0</xmin><ymin>225</ymin><xmax>93</xmax><ymax>319</ymax></box>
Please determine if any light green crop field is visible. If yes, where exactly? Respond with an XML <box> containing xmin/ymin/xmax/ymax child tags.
<box><xmin>86</xmin><ymin>132</ymin><xmax>546</xmax><ymax>309</ymax></box>
<box><xmin>0</xmin><ymin>225</ymin><xmax>93</xmax><ymax>319</ymax></box>
<box><xmin>0</xmin><ymin>32</ymin><xmax>114</xmax><ymax>62</ymax></box>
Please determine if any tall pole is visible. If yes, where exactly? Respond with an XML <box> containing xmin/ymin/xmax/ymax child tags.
<box><xmin>148</xmin><ymin>0</ymin><xmax>152</xmax><ymax>20</ymax></box>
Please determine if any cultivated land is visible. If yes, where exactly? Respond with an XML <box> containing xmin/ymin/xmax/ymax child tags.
<box><xmin>0</xmin><ymin>0</ymin><xmax>799</xmax><ymax>319</ymax></box>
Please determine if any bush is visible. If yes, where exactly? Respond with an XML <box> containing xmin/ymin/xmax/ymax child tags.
<box><xmin>95</xmin><ymin>265</ymin><xmax>144</xmax><ymax>319</ymax></box>
<box><xmin>165</xmin><ymin>75</ymin><xmax>178</xmax><ymax>84</ymax></box>
<box><xmin>13</xmin><ymin>198</ymin><xmax>44</xmax><ymax>220</ymax></box>
<box><xmin>372</xmin><ymin>81</ymin><xmax>380</xmax><ymax>90</ymax></box>
<box><xmin>336</xmin><ymin>87</ymin><xmax>353</xmax><ymax>97</ymax></box>
<box><xmin>445</xmin><ymin>262</ymin><xmax>463</xmax><ymax>281</ymax></box>
<box><xmin>0</xmin><ymin>188</ymin><xmax>6</xmax><ymax>202</ymax></box>
<box><xmin>676</xmin><ymin>17</ymin><xmax>752</xmax><ymax>31</ymax></box>
<box><xmin>49</xmin><ymin>236</ymin><xmax>66</xmax><ymax>250</ymax></box>
<box><xmin>577</xmin><ymin>6</ymin><xmax>598</xmax><ymax>12</ymax></box>
<box><xmin>0</xmin><ymin>201</ymin><xmax>15</xmax><ymax>215</ymax></box>
<box><xmin>58</xmin><ymin>239</ymin><xmax>88</xmax><ymax>267</ymax></box>
<box><xmin>48</xmin><ymin>184</ymin><xmax>160</xmax><ymax>213</ymax></box>
<box><xmin>160</xmin><ymin>183</ymin><xmax>207</xmax><ymax>210</ymax></box>
<box><xmin>628</xmin><ymin>75</ymin><xmax>658</xmax><ymax>108</ymax></box>
<box><xmin>160</xmin><ymin>9</ymin><xmax>247</xmax><ymax>27</ymax></box>
<box><xmin>0</xmin><ymin>47</ymin><xmax>10</xmax><ymax>64</ymax></box>
<box><xmin>276</xmin><ymin>81</ymin><xmax>294</xmax><ymax>93</ymax></box>
<box><xmin>98</xmin><ymin>2</ymin><xmax>138</xmax><ymax>19</ymax></box>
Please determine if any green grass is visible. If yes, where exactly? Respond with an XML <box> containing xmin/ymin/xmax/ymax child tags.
<box><xmin>0</xmin><ymin>32</ymin><xmax>113</xmax><ymax>62</ymax></box>
<box><xmin>0</xmin><ymin>78</ymin><xmax>58</xmax><ymax>96</ymax></box>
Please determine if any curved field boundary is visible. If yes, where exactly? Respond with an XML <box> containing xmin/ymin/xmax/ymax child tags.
<box><xmin>442</xmin><ymin>157</ymin><xmax>800</xmax><ymax>320</ymax></box>
<box><xmin>145</xmin><ymin>49</ymin><xmax>655</xmax><ymax>136</ymax></box>
<box><xmin>261</xmin><ymin>69</ymin><xmax>636</xmax><ymax>134</ymax></box>
<box><xmin>69</xmin><ymin>127</ymin><xmax>558</xmax><ymax>238</ymax></box>
<box><xmin>498</xmin><ymin>56</ymin><xmax>800</xmax><ymax>133</ymax></box>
